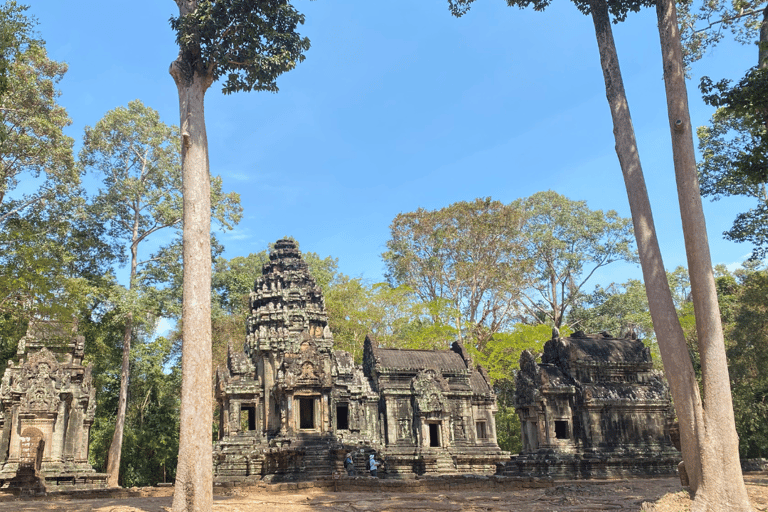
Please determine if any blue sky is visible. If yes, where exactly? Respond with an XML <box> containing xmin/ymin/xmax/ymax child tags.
<box><xmin>30</xmin><ymin>0</ymin><xmax>757</xmax><ymax>288</ymax></box>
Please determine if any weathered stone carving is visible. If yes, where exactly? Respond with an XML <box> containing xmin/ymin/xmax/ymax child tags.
<box><xmin>214</xmin><ymin>239</ymin><xmax>507</xmax><ymax>482</ymax></box>
<box><xmin>499</xmin><ymin>330</ymin><xmax>680</xmax><ymax>478</ymax></box>
<box><xmin>0</xmin><ymin>319</ymin><xmax>108</xmax><ymax>492</ymax></box>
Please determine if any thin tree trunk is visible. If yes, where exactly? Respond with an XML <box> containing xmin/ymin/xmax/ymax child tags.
<box><xmin>656</xmin><ymin>0</ymin><xmax>753</xmax><ymax>508</ymax></box>
<box><xmin>106</xmin><ymin>314</ymin><xmax>132</xmax><ymax>487</ymax></box>
<box><xmin>106</xmin><ymin>236</ymin><xmax>139</xmax><ymax>487</ymax></box>
<box><xmin>170</xmin><ymin>46</ymin><xmax>214</xmax><ymax>511</ymax></box>
<box><xmin>587</xmin><ymin>0</ymin><xmax>706</xmax><ymax>492</ymax></box>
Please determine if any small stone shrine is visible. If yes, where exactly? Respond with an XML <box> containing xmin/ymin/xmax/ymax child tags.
<box><xmin>214</xmin><ymin>239</ymin><xmax>507</xmax><ymax>481</ymax></box>
<box><xmin>498</xmin><ymin>330</ymin><xmax>680</xmax><ymax>478</ymax></box>
<box><xmin>0</xmin><ymin>319</ymin><xmax>107</xmax><ymax>492</ymax></box>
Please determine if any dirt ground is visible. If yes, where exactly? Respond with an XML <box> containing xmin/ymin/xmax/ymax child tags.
<box><xmin>0</xmin><ymin>474</ymin><xmax>765</xmax><ymax>511</ymax></box>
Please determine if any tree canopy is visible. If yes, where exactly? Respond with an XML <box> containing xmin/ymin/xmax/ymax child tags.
<box><xmin>384</xmin><ymin>197</ymin><xmax>528</xmax><ymax>349</ymax></box>
<box><xmin>515</xmin><ymin>190</ymin><xmax>636</xmax><ymax>329</ymax></box>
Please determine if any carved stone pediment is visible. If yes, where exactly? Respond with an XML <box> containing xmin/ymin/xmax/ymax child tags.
<box><xmin>411</xmin><ymin>369</ymin><xmax>450</xmax><ymax>414</ymax></box>
<box><xmin>12</xmin><ymin>348</ymin><xmax>65</xmax><ymax>413</ymax></box>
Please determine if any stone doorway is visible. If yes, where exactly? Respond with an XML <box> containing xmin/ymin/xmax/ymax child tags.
<box><xmin>19</xmin><ymin>427</ymin><xmax>45</xmax><ymax>471</ymax></box>
<box><xmin>336</xmin><ymin>403</ymin><xmax>349</xmax><ymax>430</ymax></box>
<box><xmin>428</xmin><ymin>423</ymin><xmax>441</xmax><ymax>447</ymax></box>
<box><xmin>299</xmin><ymin>398</ymin><xmax>315</xmax><ymax>429</ymax></box>
<box><xmin>241</xmin><ymin>406</ymin><xmax>257</xmax><ymax>431</ymax></box>
<box><xmin>554</xmin><ymin>420</ymin><xmax>569</xmax><ymax>440</ymax></box>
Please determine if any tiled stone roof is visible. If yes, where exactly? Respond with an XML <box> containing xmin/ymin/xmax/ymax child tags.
<box><xmin>469</xmin><ymin>369</ymin><xmax>492</xmax><ymax>394</ymax></box>
<box><xmin>374</xmin><ymin>348</ymin><xmax>467</xmax><ymax>372</ymax></box>
<box><xmin>544</xmin><ymin>334</ymin><xmax>650</xmax><ymax>366</ymax></box>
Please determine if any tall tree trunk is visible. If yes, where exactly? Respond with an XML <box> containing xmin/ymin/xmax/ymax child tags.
<box><xmin>170</xmin><ymin>49</ymin><xmax>214</xmax><ymax>511</ymax></box>
<box><xmin>656</xmin><ymin>0</ymin><xmax>753</xmax><ymax>508</ymax></box>
<box><xmin>106</xmin><ymin>314</ymin><xmax>132</xmax><ymax>487</ymax></box>
<box><xmin>587</xmin><ymin>0</ymin><xmax>707</xmax><ymax>492</ymax></box>
<box><xmin>106</xmin><ymin>237</ymin><xmax>139</xmax><ymax>487</ymax></box>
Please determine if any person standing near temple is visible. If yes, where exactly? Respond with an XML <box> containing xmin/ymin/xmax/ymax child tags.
<box><xmin>344</xmin><ymin>453</ymin><xmax>356</xmax><ymax>476</ymax></box>
<box><xmin>368</xmin><ymin>454</ymin><xmax>380</xmax><ymax>477</ymax></box>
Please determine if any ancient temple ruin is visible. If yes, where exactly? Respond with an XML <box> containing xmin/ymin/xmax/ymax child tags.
<box><xmin>214</xmin><ymin>239</ymin><xmax>506</xmax><ymax>481</ymax></box>
<box><xmin>498</xmin><ymin>330</ymin><xmax>680</xmax><ymax>478</ymax></box>
<box><xmin>0</xmin><ymin>319</ymin><xmax>107</xmax><ymax>492</ymax></box>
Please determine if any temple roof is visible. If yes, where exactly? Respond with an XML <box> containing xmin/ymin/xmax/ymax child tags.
<box><xmin>543</xmin><ymin>333</ymin><xmax>651</xmax><ymax>366</ymax></box>
<box><xmin>373</xmin><ymin>347</ymin><xmax>468</xmax><ymax>372</ymax></box>
<box><xmin>469</xmin><ymin>369</ymin><xmax>492</xmax><ymax>394</ymax></box>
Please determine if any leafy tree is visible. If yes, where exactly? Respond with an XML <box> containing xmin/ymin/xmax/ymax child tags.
<box><xmin>85</xmin><ymin>312</ymin><xmax>180</xmax><ymax>487</ymax></box>
<box><xmin>678</xmin><ymin>0</ymin><xmax>766</xmax><ymax>67</ymax></box>
<box><xmin>681</xmin><ymin>0</ymin><xmax>768</xmax><ymax>261</ymax></box>
<box><xmin>168</xmin><ymin>1</ymin><xmax>310</xmax><ymax>502</ymax></box>
<box><xmin>514</xmin><ymin>191</ymin><xmax>636</xmax><ymax>329</ymax></box>
<box><xmin>326</xmin><ymin>279</ymin><xmax>457</xmax><ymax>361</ymax></box>
<box><xmin>698</xmin><ymin>68</ymin><xmax>768</xmax><ymax>258</ymax></box>
<box><xmin>0</xmin><ymin>2</ymin><xmax>42</xmax><ymax>98</ymax></box>
<box><xmin>471</xmin><ymin>323</ymin><xmax>562</xmax><ymax>454</ymax></box>
<box><xmin>79</xmin><ymin>100</ymin><xmax>241</xmax><ymax>487</ymax></box>
<box><xmin>384</xmin><ymin>197</ymin><xmax>528</xmax><ymax>350</ymax></box>
<box><xmin>0</xmin><ymin>197</ymin><xmax>115</xmax><ymax>371</ymax></box>
<box><xmin>726</xmin><ymin>266</ymin><xmax>768</xmax><ymax>460</ymax></box>
<box><xmin>0</xmin><ymin>3</ymin><xmax>110</xmax><ymax>359</ymax></box>
<box><xmin>472</xmin><ymin>323</ymin><xmax>551</xmax><ymax>385</ymax></box>
<box><xmin>0</xmin><ymin>4</ymin><xmax>74</xmax><ymax>225</ymax></box>
<box><xmin>79</xmin><ymin>101</ymin><xmax>180</xmax><ymax>488</ymax></box>
<box><xmin>569</xmin><ymin>279</ymin><xmax>653</xmax><ymax>339</ymax></box>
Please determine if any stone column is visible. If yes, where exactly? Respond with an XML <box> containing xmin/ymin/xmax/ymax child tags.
<box><xmin>281</xmin><ymin>395</ymin><xmax>289</xmax><ymax>435</ymax></box>
<box><xmin>63</xmin><ymin>400</ymin><xmax>82</xmax><ymax>461</ymax></box>
<box><xmin>7</xmin><ymin>406</ymin><xmax>20</xmax><ymax>462</ymax></box>
<box><xmin>79</xmin><ymin>422</ymin><xmax>90</xmax><ymax>463</ymax></box>
<box><xmin>229</xmin><ymin>401</ymin><xmax>241</xmax><ymax>434</ymax></box>
<box><xmin>0</xmin><ymin>408</ymin><xmax>11</xmax><ymax>464</ymax></box>
<box><xmin>321</xmin><ymin>394</ymin><xmax>328</xmax><ymax>433</ymax></box>
<box><xmin>385</xmin><ymin>399</ymin><xmax>399</xmax><ymax>445</ymax></box>
<box><xmin>51</xmin><ymin>399</ymin><xmax>67</xmax><ymax>462</ymax></box>
<box><xmin>263</xmin><ymin>356</ymin><xmax>273</xmax><ymax>434</ymax></box>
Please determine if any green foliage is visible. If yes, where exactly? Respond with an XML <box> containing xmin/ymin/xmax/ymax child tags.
<box><xmin>469</xmin><ymin>323</ymin><xmax>556</xmax><ymax>454</ymax></box>
<box><xmin>677</xmin><ymin>0</ymin><xmax>765</xmax><ymax>66</ymax></box>
<box><xmin>325</xmin><ymin>278</ymin><xmax>457</xmax><ymax>362</ymax></box>
<box><xmin>87</xmin><ymin>325</ymin><xmax>180</xmax><ymax>486</ymax></box>
<box><xmin>80</xmin><ymin>100</ymin><xmax>183</xmax><ymax>273</ymax></box>
<box><xmin>0</xmin><ymin>184</ymin><xmax>116</xmax><ymax>372</ymax></box>
<box><xmin>723</xmin><ymin>266</ymin><xmax>768</xmax><ymax>459</ymax></box>
<box><xmin>0</xmin><ymin>2</ymin><xmax>41</xmax><ymax>97</ymax></box>
<box><xmin>170</xmin><ymin>0</ymin><xmax>311</xmax><ymax>94</ymax></box>
<box><xmin>698</xmin><ymin>68</ymin><xmax>768</xmax><ymax>258</ymax></box>
<box><xmin>515</xmin><ymin>191</ymin><xmax>637</xmax><ymax>329</ymax></box>
<box><xmin>569</xmin><ymin>279</ymin><xmax>653</xmax><ymax>339</ymax></box>
<box><xmin>495</xmin><ymin>404</ymin><xmax>522</xmax><ymax>454</ymax></box>
<box><xmin>0</xmin><ymin>6</ymin><xmax>74</xmax><ymax>224</ymax></box>
<box><xmin>384</xmin><ymin>197</ymin><xmax>528</xmax><ymax>349</ymax></box>
<box><xmin>80</xmin><ymin>100</ymin><xmax>242</xmax><ymax>308</ymax></box>
<box><xmin>471</xmin><ymin>323</ymin><xmax>552</xmax><ymax>384</ymax></box>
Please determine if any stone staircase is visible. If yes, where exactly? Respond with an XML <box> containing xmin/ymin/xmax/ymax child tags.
<box><xmin>295</xmin><ymin>435</ymin><xmax>337</xmax><ymax>480</ymax></box>
<box><xmin>420</xmin><ymin>449</ymin><xmax>458</xmax><ymax>475</ymax></box>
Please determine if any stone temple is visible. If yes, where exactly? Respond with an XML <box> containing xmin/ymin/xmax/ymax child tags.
<box><xmin>214</xmin><ymin>239</ymin><xmax>507</xmax><ymax>481</ymax></box>
<box><xmin>498</xmin><ymin>330</ymin><xmax>680</xmax><ymax>478</ymax></box>
<box><xmin>0</xmin><ymin>319</ymin><xmax>107</xmax><ymax>493</ymax></box>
